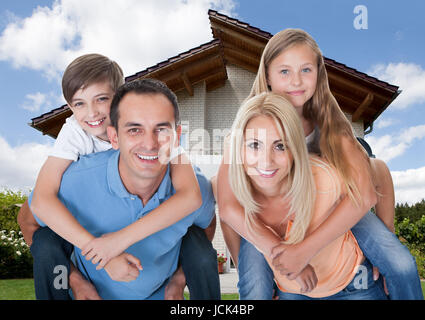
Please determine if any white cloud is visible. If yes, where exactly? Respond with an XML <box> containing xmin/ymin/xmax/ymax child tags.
<box><xmin>366</xmin><ymin>124</ymin><xmax>425</xmax><ymax>162</ymax></box>
<box><xmin>0</xmin><ymin>0</ymin><xmax>236</xmax><ymax>79</ymax></box>
<box><xmin>375</xmin><ymin>117</ymin><xmax>396</xmax><ymax>129</ymax></box>
<box><xmin>21</xmin><ymin>92</ymin><xmax>48</xmax><ymax>112</ymax></box>
<box><xmin>20</xmin><ymin>91</ymin><xmax>65</xmax><ymax>113</ymax></box>
<box><xmin>369</xmin><ymin>62</ymin><xmax>425</xmax><ymax>109</ymax></box>
<box><xmin>0</xmin><ymin>136</ymin><xmax>53</xmax><ymax>193</ymax></box>
<box><xmin>391</xmin><ymin>166</ymin><xmax>425</xmax><ymax>205</ymax></box>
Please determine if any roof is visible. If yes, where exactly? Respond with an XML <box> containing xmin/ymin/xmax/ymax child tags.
<box><xmin>30</xmin><ymin>9</ymin><xmax>399</xmax><ymax>138</ymax></box>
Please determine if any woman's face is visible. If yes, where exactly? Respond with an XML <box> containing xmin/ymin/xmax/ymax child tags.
<box><xmin>243</xmin><ymin>115</ymin><xmax>293</xmax><ymax>196</ymax></box>
<box><xmin>267</xmin><ymin>43</ymin><xmax>318</xmax><ymax>114</ymax></box>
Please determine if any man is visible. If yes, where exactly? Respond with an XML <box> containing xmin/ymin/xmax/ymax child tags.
<box><xmin>19</xmin><ymin>79</ymin><xmax>219</xmax><ymax>299</ymax></box>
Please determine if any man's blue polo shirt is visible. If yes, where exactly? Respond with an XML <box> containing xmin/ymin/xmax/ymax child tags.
<box><xmin>29</xmin><ymin>149</ymin><xmax>215</xmax><ymax>300</ymax></box>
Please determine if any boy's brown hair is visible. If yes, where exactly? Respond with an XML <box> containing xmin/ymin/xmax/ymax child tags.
<box><xmin>62</xmin><ymin>53</ymin><xmax>124</xmax><ymax>104</ymax></box>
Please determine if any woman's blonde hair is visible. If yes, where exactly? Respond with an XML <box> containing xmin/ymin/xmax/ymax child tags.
<box><xmin>249</xmin><ymin>28</ymin><xmax>373</xmax><ymax>206</ymax></box>
<box><xmin>229</xmin><ymin>92</ymin><xmax>316</xmax><ymax>244</ymax></box>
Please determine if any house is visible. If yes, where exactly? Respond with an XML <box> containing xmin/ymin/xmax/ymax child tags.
<box><xmin>29</xmin><ymin>10</ymin><xmax>400</xmax><ymax>272</ymax></box>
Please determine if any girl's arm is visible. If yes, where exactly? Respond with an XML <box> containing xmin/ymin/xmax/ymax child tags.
<box><xmin>82</xmin><ymin>152</ymin><xmax>202</xmax><ymax>268</ymax></box>
<box><xmin>271</xmin><ymin>136</ymin><xmax>377</xmax><ymax>277</ymax></box>
<box><xmin>30</xmin><ymin>156</ymin><xmax>95</xmax><ymax>248</ymax></box>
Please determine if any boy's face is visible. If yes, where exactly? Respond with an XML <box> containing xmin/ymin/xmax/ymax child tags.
<box><xmin>68</xmin><ymin>81</ymin><xmax>114</xmax><ymax>141</ymax></box>
<box><xmin>107</xmin><ymin>92</ymin><xmax>181</xmax><ymax>184</ymax></box>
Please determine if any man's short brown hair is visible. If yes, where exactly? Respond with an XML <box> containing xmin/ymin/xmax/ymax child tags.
<box><xmin>62</xmin><ymin>54</ymin><xmax>124</xmax><ymax>104</ymax></box>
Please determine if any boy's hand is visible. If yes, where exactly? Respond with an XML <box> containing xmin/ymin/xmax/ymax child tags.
<box><xmin>104</xmin><ymin>253</ymin><xmax>143</xmax><ymax>282</ymax></box>
<box><xmin>82</xmin><ymin>231</ymin><xmax>129</xmax><ymax>269</ymax></box>
<box><xmin>293</xmin><ymin>264</ymin><xmax>318</xmax><ymax>294</ymax></box>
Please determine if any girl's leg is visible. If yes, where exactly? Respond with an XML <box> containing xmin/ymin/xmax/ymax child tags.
<box><xmin>237</xmin><ymin>238</ymin><xmax>275</xmax><ymax>300</ymax></box>
<box><xmin>324</xmin><ymin>259</ymin><xmax>388</xmax><ymax>300</ymax></box>
<box><xmin>351</xmin><ymin>211</ymin><xmax>423</xmax><ymax>300</ymax></box>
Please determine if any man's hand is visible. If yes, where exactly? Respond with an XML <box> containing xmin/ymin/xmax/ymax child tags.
<box><xmin>271</xmin><ymin>242</ymin><xmax>310</xmax><ymax>279</ymax></box>
<box><xmin>69</xmin><ymin>263</ymin><xmax>102</xmax><ymax>300</ymax></box>
<box><xmin>294</xmin><ymin>264</ymin><xmax>318</xmax><ymax>294</ymax></box>
<box><xmin>104</xmin><ymin>253</ymin><xmax>142</xmax><ymax>282</ymax></box>
<box><xmin>164</xmin><ymin>266</ymin><xmax>186</xmax><ymax>300</ymax></box>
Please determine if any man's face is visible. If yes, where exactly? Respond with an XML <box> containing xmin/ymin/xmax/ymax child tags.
<box><xmin>108</xmin><ymin>92</ymin><xmax>181</xmax><ymax>184</ymax></box>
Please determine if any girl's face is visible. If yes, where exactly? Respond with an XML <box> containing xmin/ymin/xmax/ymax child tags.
<box><xmin>243</xmin><ymin>115</ymin><xmax>293</xmax><ymax>196</ymax></box>
<box><xmin>267</xmin><ymin>43</ymin><xmax>318</xmax><ymax>113</ymax></box>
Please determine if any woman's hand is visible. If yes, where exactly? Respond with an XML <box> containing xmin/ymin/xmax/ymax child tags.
<box><xmin>271</xmin><ymin>242</ymin><xmax>311</xmax><ymax>279</ymax></box>
<box><xmin>103</xmin><ymin>253</ymin><xmax>143</xmax><ymax>282</ymax></box>
<box><xmin>294</xmin><ymin>264</ymin><xmax>318</xmax><ymax>293</ymax></box>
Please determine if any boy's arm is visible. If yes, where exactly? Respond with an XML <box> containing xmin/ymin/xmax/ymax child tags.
<box><xmin>82</xmin><ymin>152</ymin><xmax>203</xmax><ymax>268</ymax></box>
<box><xmin>30</xmin><ymin>156</ymin><xmax>95</xmax><ymax>249</ymax></box>
<box><xmin>371</xmin><ymin>158</ymin><xmax>395</xmax><ymax>232</ymax></box>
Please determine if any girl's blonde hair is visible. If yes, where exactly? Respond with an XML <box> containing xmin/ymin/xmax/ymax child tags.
<box><xmin>229</xmin><ymin>92</ymin><xmax>316</xmax><ymax>244</ymax></box>
<box><xmin>249</xmin><ymin>28</ymin><xmax>373</xmax><ymax>206</ymax></box>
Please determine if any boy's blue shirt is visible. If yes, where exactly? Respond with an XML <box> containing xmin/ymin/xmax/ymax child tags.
<box><xmin>29</xmin><ymin>149</ymin><xmax>216</xmax><ymax>300</ymax></box>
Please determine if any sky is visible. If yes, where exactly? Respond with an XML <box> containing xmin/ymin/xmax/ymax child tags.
<box><xmin>0</xmin><ymin>0</ymin><xmax>424</xmax><ymax>204</ymax></box>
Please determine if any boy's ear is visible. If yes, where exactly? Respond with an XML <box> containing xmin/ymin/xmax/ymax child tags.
<box><xmin>107</xmin><ymin>126</ymin><xmax>119</xmax><ymax>150</ymax></box>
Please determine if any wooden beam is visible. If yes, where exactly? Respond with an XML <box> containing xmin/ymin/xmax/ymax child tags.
<box><xmin>352</xmin><ymin>93</ymin><xmax>374</xmax><ymax>122</ymax></box>
<box><xmin>225</xmin><ymin>54</ymin><xmax>259</xmax><ymax>74</ymax></box>
<box><xmin>327</xmin><ymin>71</ymin><xmax>389</xmax><ymax>102</ymax></box>
<box><xmin>211</xmin><ymin>22</ymin><xmax>267</xmax><ymax>50</ymax></box>
<box><xmin>181</xmin><ymin>72</ymin><xmax>194</xmax><ymax>96</ymax></box>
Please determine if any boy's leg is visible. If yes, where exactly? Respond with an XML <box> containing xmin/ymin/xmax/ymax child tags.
<box><xmin>30</xmin><ymin>227</ymin><xmax>73</xmax><ymax>300</ymax></box>
<box><xmin>351</xmin><ymin>211</ymin><xmax>423</xmax><ymax>300</ymax></box>
<box><xmin>237</xmin><ymin>238</ymin><xmax>275</xmax><ymax>300</ymax></box>
<box><xmin>179</xmin><ymin>225</ymin><xmax>221</xmax><ymax>300</ymax></box>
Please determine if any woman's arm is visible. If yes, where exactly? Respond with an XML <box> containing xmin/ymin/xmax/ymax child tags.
<box><xmin>271</xmin><ymin>136</ymin><xmax>377</xmax><ymax>277</ymax></box>
<box><xmin>30</xmin><ymin>156</ymin><xmax>95</xmax><ymax>248</ymax></box>
<box><xmin>371</xmin><ymin>158</ymin><xmax>395</xmax><ymax>232</ymax></box>
<box><xmin>211</xmin><ymin>175</ymin><xmax>241</xmax><ymax>266</ymax></box>
<box><xmin>82</xmin><ymin>152</ymin><xmax>203</xmax><ymax>268</ymax></box>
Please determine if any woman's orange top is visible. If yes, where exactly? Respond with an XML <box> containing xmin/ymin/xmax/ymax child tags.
<box><xmin>273</xmin><ymin>220</ymin><xmax>364</xmax><ymax>298</ymax></box>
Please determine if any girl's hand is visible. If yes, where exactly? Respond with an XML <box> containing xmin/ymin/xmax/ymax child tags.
<box><xmin>294</xmin><ymin>264</ymin><xmax>318</xmax><ymax>294</ymax></box>
<box><xmin>81</xmin><ymin>231</ymin><xmax>129</xmax><ymax>269</ymax></box>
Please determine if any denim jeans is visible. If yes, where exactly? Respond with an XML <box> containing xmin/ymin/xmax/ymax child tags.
<box><xmin>30</xmin><ymin>227</ymin><xmax>74</xmax><ymax>300</ymax></box>
<box><xmin>179</xmin><ymin>225</ymin><xmax>221</xmax><ymax>300</ymax></box>
<box><xmin>277</xmin><ymin>259</ymin><xmax>388</xmax><ymax>300</ymax></box>
<box><xmin>351</xmin><ymin>211</ymin><xmax>423</xmax><ymax>300</ymax></box>
<box><xmin>30</xmin><ymin>225</ymin><xmax>220</xmax><ymax>300</ymax></box>
<box><xmin>237</xmin><ymin>211</ymin><xmax>423</xmax><ymax>300</ymax></box>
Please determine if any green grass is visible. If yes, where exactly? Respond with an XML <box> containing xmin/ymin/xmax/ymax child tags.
<box><xmin>1</xmin><ymin>279</ymin><xmax>423</xmax><ymax>300</ymax></box>
<box><xmin>0</xmin><ymin>279</ymin><xmax>36</xmax><ymax>300</ymax></box>
<box><xmin>0</xmin><ymin>279</ymin><xmax>239</xmax><ymax>300</ymax></box>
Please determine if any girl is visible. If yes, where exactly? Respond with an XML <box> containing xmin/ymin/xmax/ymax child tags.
<box><xmin>217</xmin><ymin>29</ymin><xmax>422</xmax><ymax>300</ymax></box>
<box><xmin>223</xmin><ymin>92</ymin><xmax>388</xmax><ymax>299</ymax></box>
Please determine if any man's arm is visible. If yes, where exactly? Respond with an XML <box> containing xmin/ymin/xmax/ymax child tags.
<box><xmin>17</xmin><ymin>199</ymin><xmax>40</xmax><ymax>246</ymax></box>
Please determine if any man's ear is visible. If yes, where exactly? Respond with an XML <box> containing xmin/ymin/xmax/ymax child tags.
<box><xmin>107</xmin><ymin>126</ymin><xmax>119</xmax><ymax>150</ymax></box>
<box><xmin>176</xmin><ymin>124</ymin><xmax>182</xmax><ymax>142</ymax></box>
